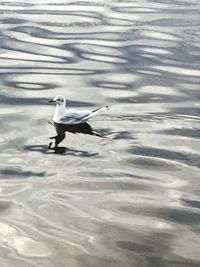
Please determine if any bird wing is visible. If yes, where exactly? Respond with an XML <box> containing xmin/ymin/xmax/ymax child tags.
<box><xmin>80</xmin><ymin>106</ymin><xmax>109</xmax><ymax>121</ymax></box>
<box><xmin>57</xmin><ymin>106</ymin><xmax>109</xmax><ymax>124</ymax></box>
<box><xmin>59</xmin><ymin>109</ymin><xmax>92</xmax><ymax>124</ymax></box>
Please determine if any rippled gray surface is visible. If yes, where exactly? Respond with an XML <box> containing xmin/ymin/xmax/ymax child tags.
<box><xmin>0</xmin><ymin>0</ymin><xmax>200</xmax><ymax>266</ymax></box>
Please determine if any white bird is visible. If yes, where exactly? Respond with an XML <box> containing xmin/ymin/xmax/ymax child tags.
<box><xmin>49</xmin><ymin>95</ymin><xmax>109</xmax><ymax>125</ymax></box>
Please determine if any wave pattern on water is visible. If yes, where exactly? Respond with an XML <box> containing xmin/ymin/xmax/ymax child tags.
<box><xmin>0</xmin><ymin>0</ymin><xmax>200</xmax><ymax>266</ymax></box>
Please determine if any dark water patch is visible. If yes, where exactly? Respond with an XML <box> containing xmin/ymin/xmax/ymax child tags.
<box><xmin>4</xmin><ymin>80</ymin><xmax>57</xmax><ymax>91</ymax></box>
<box><xmin>1</xmin><ymin>18</ymin><xmax>27</xmax><ymax>24</ymax></box>
<box><xmin>129</xmin><ymin>146</ymin><xmax>200</xmax><ymax>167</ymax></box>
<box><xmin>0</xmin><ymin>37</ymin><xmax>77</xmax><ymax>64</ymax></box>
<box><xmin>78</xmin><ymin>170</ymin><xmax>154</xmax><ymax>182</ymax></box>
<box><xmin>0</xmin><ymin>201</ymin><xmax>12</xmax><ymax>214</ymax></box>
<box><xmin>0</xmin><ymin>93</ymin><xmax>96</xmax><ymax>108</ymax></box>
<box><xmin>108</xmin><ymin>93</ymin><xmax>188</xmax><ymax>104</ymax></box>
<box><xmin>76</xmin><ymin>255</ymin><xmax>125</xmax><ymax>267</ymax></box>
<box><xmin>179</xmin><ymin>89</ymin><xmax>200</xmax><ymax>100</ymax></box>
<box><xmin>150</xmin><ymin>18</ymin><xmax>200</xmax><ymax>26</ymax></box>
<box><xmin>92</xmin><ymin>80</ymin><xmax>131</xmax><ymax>90</ymax></box>
<box><xmin>0</xmin><ymin>94</ymin><xmax>50</xmax><ymax>106</ymax></box>
<box><xmin>135</xmin><ymin>207</ymin><xmax>200</xmax><ymax>226</ymax></box>
<box><xmin>0</xmin><ymin>167</ymin><xmax>46</xmax><ymax>179</ymax></box>
<box><xmin>181</xmin><ymin>199</ymin><xmax>200</xmax><ymax>209</ymax></box>
<box><xmin>24</xmin><ymin>144</ymin><xmax>99</xmax><ymax>157</ymax></box>
<box><xmin>23</xmin><ymin>145</ymin><xmax>51</xmax><ymax>154</ymax></box>
<box><xmin>68</xmin><ymin>180</ymin><xmax>150</xmax><ymax>192</ymax></box>
<box><xmin>61</xmin><ymin>42</ymin><xmax>127</xmax><ymax>64</ymax></box>
<box><xmin>165</xmin><ymin>263</ymin><xmax>200</xmax><ymax>267</ymax></box>
<box><xmin>112</xmin><ymin>6</ymin><xmax>200</xmax><ymax>16</ymax></box>
<box><xmin>59</xmin><ymin>31</ymin><xmax>125</xmax><ymax>42</ymax></box>
<box><xmin>0</xmin><ymin>1</ymin><xmax>33</xmax><ymax>7</ymax></box>
<box><xmin>70</xmin><ymin>1</ymin><xmax>105</xmax><ymax>7</ymax></box>
<box><xmin>151</xmin><ymin>0</ymin><xmax>197</xmax><ymax>6</ymax></box>
<box><xmin>112</xmin><ymin>131</ymin><xmax>135</xmax><ymax>140</ymax></box>
<box><xmin>0</xmin><ymin>0</ymin><xmax>199</xmax><ymax>266</ymax></box>
<box><xmin>116</xmin><ymin>43</ymin><xmax>200</xmax><ymax>76</ymax></box>
<box><xmin>12</xmin><ymin>25</ymin><xmax>68</xmax><ymax>39</ymax></box>
<box><xmin>0</xmin><ymin>67</ymin><xmax>104</xmax><ymax>76</ymax></box>
<box><xmin>160</xmin><ymin>128</ymin><xmax>200</xmax><ymax>139</ymax></box>
<box><xmin>185</xmin><ymin>29</ymin><xmax>200</xmax><ymax>38</ymax></box>
<box><xmin>11</xmin><ymin>25</ymin><xmax>116</xmax><ymax>41</ymax></box>
<box><xmin>171</xmin><ymin>107</ymin><xmax>200</xmax><ymax>117</ymax></box>
<box><xmin>117</xmin><ymin>241</ymin><xmax>154</xmax><ymax>254</ymax></box>
<box><xmin>51</xmin><ymin>147</ymin><xmax>99</xmax><ymax>157</ymax></box>
<box><xmin>127</xmin><ymin>157</ymin><xmax>179</xmax><ymax>171</ymax></box>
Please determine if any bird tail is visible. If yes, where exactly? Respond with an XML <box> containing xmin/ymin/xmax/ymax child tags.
<box><xmin>82</xmin><ymin>106</ymin><xmax>109</xmax><ymax>121</ymax></box>
<box><xmin>47</xmin><ymin>120</ymin><xmax>55</xmax><ymax>126</ymax></box>
<box><xmin>92</xmin><ymin>131</ymin><xmax>103</xmax><ymax>138</ymax></box>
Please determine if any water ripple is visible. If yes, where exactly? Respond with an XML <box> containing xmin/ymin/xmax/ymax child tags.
<box><xmin>0</xmin><ymin>0</ymin><xmax>200</xmax><ymax>266</ymax></box>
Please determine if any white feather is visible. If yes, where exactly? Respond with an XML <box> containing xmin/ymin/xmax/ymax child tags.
<box><xmin>51</xmin><ymin>95</ymin><xmax>109</xmax><ymax>125</ymax></box>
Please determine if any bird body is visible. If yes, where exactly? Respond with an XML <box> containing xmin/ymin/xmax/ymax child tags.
<box><xmin>50</xmin><ymin>95</ymin><xmax>108</xmax><ymax>125</ymax></box>
<box><xmin>48</xmin><ymin>95</ymin><xmax>109</xmax><ymax>149</ymax></box>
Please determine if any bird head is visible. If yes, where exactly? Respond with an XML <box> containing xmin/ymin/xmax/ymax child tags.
<box><xmin>49</xmin><ymin>95</ymin><xmax>66</xmax><ymax>105</ymax></box>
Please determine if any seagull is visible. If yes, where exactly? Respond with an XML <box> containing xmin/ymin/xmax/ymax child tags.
<box><xmin>49</xmin><ymin>95</ymin><xmax>109</xmax><ymax>125</ymax></box>
<box><xmin>48</xmin><ymin>95</ymin><xmax>109</xmax><ymax>149</ymax></box>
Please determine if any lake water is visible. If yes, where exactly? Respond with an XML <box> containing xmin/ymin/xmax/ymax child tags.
<box><xmin>0</xmin><ymin>0</ymin><xmax>200</xmax><ymax>266</ymax></box>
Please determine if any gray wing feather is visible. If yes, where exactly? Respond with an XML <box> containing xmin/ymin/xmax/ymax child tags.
<box><xmin>59</xmin><ymin>110</ymin><xmax>92</xmax><ymax>124</ymax></box>
<box><xmin>56</xmin><ymin>107</ymin><xmax>108</xmax><ymax>124</ymax></box>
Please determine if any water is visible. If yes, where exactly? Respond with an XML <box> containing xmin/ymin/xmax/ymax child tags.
<box><xmin>0</xmin><ymin>0</ymin><xmax>200</xmax><ymax>266</ymax></box>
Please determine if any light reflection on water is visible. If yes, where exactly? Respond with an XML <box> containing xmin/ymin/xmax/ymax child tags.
<box><xmin>0</xmin><ymin>0</ymin><xmax>200</xmax><ymax>266</ymax></box>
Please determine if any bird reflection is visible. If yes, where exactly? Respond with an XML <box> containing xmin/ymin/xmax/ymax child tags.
<box><xmin>48</xmin><ymin>120</ymin><xmax>102</xmax><ymax>151</ymax></box>
<box><xmin>25</xmin><ymin>143</ymin><xmax>99</xmax><ymax>156</ymax></box>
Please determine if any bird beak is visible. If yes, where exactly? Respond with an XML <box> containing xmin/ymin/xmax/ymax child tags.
<box><xmin>49</xmin><ymin>99</ymin><xmax>55</xmax><ymax>103</ymax></box>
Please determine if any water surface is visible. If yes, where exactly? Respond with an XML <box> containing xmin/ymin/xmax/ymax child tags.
<box><xmin>0</xmin><ymin>0</ymin><xmax>200</xmax><ymax>266</ymax></box>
